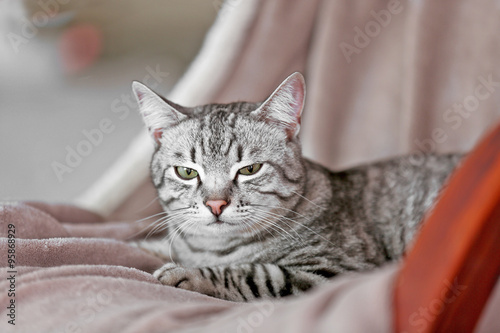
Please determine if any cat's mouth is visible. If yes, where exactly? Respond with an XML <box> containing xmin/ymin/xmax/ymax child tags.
<box><xmin>208</xmin><ymin>220</ymin><xmax>236</xmax><ymax>226</ymax></box>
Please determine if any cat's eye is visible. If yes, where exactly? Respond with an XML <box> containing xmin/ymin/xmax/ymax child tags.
<box><xmin>238</xmin><ymin>163</ymin><xmax>262</xmax><ymax>176</ymax></box>
<box><xmin>175</xmin><ymin>166</ymin><xmax>199</xmax><ymax>180</ymax></box>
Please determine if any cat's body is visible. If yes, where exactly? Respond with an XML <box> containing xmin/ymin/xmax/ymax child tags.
<box><xmin>132</xmin><ymin>73</ymin><xmax>461</xmax><ymax>302</ymax></box>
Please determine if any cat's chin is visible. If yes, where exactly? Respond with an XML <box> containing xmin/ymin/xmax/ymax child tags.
<box><xmin>207</xmin><ymin>220</ymin><xmax>236</xmax><ymax>226</ymax></box>
<box><xmin>194</xmin><ymin>220</ymin><xmax>259</xmax><ymax>237</ymax></box>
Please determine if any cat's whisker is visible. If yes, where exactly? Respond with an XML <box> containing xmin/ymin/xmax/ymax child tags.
<box><xmin>241</xmin><ymin>217</ymin><xmax>262</xmax><ymax>240</ymax></box>
<box><xmin>248</xmin><ymin>216</ymin><xmax>287</xmax><ymax>242</ymax></box>
<box><xmin>167</xmin><ymin>217</ymin><xmax>191</xmax><ymax>264</ymax></box>
<box><xmin>148</xmin><ymin>219</ymin><xmax>174</xmax><ymax>238</ymax></box>
<box><xmin>172</xmin><ymin>219</ymin><xmax>197</xmax><ymax>254</ymax></box>
<box><xmin>135</xmin><ymin>196</ymin><xmax>160</xmax><ymax>213</ymax></box>
<box><xmin>178</xmin><ymin>219</ymin><xmax>196</xmax><ymax>239</ymax></box>
<box><xmin>152</xmin><ymin>210</ymin><xmax>192</xmax><ymax>225</ymax></box>
<box><xmin>256</xmin><ymin>208</ymin><xmax>319</xmax><ymax>238</ymax></box>
<box><xmin>251</xmin><ymin>208</ymin><xmax>317</xmax><ymax>245</ymax></box>
<box><xmin>257</xmin><ymin>208</ymin><xmax>340</xmax><ymax>249</ymax></box>
<box><xmin>250</xmin><ymin>210</ymin><xmax>302</xmax><ymax>243</ymax></box>
<box><xmin>133</xmin><ymin>211</ymin><xmax>168</xmax><ymax>224</ymax></box>
<box><xmin>258</xmin><ymin>218</ymin><xmax>300</xmax><ymax>244</ymax></box>
<box><xmin>145</xmin><ymin>212</ymin><xmax>190</xmax><ymax>239</ymax></box>
<box><xmin>125</xmin><ymin>223</ymin><xmax>156</xmax><ymax>241</ymax></box>
<box><xmin>291</xmin><ymin>190</ymin><xmax>326</xmax><ymax>210</ymax></box>
<box><xmin>250</xmin><ymin>208</ymin><xmax>301</xmax><ymax>232</ymax></box>
<box><xmin>152</xmin><ymin>213</ymin><xmax>188</xmax><ymax>234</ymax></box>
<box><xmin>124</xmin><ymin>212</ymin><xmax>171</xmax><ymax>241</ymax></box>
<box><xmin>251</xmin><ymin>203</ymin><xmax>313</xmax><ymax>222</ymax></box>
<box><xmin>145</xmin><ymin>215</ymin><xmax>181</xmax><ymax>235</ymax></box>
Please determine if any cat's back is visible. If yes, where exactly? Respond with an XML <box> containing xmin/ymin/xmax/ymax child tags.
<box><xmin>311</xmin><ymin>153</ymin><xmax>462</xmax><ymax>259</ymax></box>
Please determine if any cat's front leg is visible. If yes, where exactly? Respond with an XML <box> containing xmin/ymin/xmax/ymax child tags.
<box><xmin>153</xmin><ymin>262</ymin><xmax>331</xmax><ymax>302</ymax></box>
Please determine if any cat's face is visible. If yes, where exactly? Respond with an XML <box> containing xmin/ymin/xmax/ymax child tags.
<box><xmin>133</xmin><ymin>73</ymin><xmax>306</xmax><ymax>237</ymax></box>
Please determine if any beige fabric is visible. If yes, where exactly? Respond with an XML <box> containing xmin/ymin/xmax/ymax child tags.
<box><xmin>110</xmin><ymin>0</ymin><xmax>500</xmax><ymax>219</ymax></box>
<box><xmin>209</xmin><ymin>0</ymin><xmax>500</xmax><ymax>170</ymax></box>
<box><xmin>1</xmin><ymin>200</ymin><xmax>499</xmax><ymax>332</ymax></box>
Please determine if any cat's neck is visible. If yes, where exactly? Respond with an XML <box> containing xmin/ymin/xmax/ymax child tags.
<box><xmin>295</xmin><ymin>159</ymin><xmax>333</xmax><ymax>218</ymax></box>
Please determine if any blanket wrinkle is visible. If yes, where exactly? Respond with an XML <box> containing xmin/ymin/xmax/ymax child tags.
<box><xmin>25</xmin><ymin>201</ymin><xmax>105</xmax><ymax>224</ymax></box>
<box><xmin>0</xmin><ymin>189</ymin><xmax>499</xmax><ymax>333</ymax></box>
<box><xmin>0</xmin><ymin>238</ymin><xmax>164</xmax><ymax>273</ymax></box>
<box><xmin>0</xmin><ymin>203</ymin><xmax>70</xmax><ymax>239</ymax></box>
<box><xmin>3</xmin><ymin>0</ymin><xmax>500</xmax><ymax>330</ymax></box>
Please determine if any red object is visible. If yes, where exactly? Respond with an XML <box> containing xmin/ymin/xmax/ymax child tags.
<box><xmin>59</xmin><ymin>24</ymin><xmax>102</xmax><ymax>74</ymax></box>
<box><xmin>394</xmin><ymin>123</ymin><xmax>500</xmax><ymax>332</ymax></box>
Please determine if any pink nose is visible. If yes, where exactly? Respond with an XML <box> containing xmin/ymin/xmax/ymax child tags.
<box><xmin>205</xmin><ymin>200</ymin><xmax>228</xmax><ymax>216</ymax></box>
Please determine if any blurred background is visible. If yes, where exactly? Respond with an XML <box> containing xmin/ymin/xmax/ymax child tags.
<box><xmin>2</xmin><ymin>0</ymin><xmax>500</xmax><ymax>210</ymax></box>
<box><xmin>0</xmin><ymin>0</ymin><xmax>217</xmax><ymax>202</ymax></box>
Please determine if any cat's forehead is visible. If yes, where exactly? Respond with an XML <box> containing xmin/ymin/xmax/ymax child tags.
<box><xmin>190</xmin><ymin>101</ymin><xmax>261</xmax><ymax>116</ymax></box>
<box><xmin>162</xmin><ymin>105</ymin><xmax>285</xmax><ymax>169</ymax></box>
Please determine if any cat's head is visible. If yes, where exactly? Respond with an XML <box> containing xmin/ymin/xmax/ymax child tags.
<box><xmin>132</xmin><ymin>72</ymin><xmax>307</xmax><ymax>237</ymax></box>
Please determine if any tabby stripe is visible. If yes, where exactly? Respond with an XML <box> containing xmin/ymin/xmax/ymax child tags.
<box><xmin>257</xmin><ymin>189</ymin><xmax>294</xmax><ymax>201</ymax></box>
<box><xmin>230</xmin><ymin>273</ymin><xmax>247</xmax><ymax>302</ymax></box>
<box><xmin>245</xmin><ymin>265</ymin><xmax>260</xmax><ymax>298</ymax></box>
<box><xmin>278</xmin><ymin>266</ymin><xmax>293</xmax><ymax>297</ymax></box>
<box><xmin>198</xmin><ymin>268</ymin><xmax>206</xmax><ymax>278</ymax></box>
<box><xmin>174</xmin><ymin>278</ymin><xmax>189</xmax><ymax>288</ymax></box>
<box><xmin>382</xmin><ymin>244</ymin><xmax>392</xmax><ymax>261</ymax></box>
<box><xmin>190</xmin><ymin>146</ymin><xmax>196</xmax><ymax>163</ymax></box>
<box><xmin>224</xmin><ymin>137</ymin><xmax>234</xmax><ymax>156</ymax></box>
<box><xmin>309</xmin><ymin>269</ymin><xmax>337</xmax><ymax>279</ymax></box>
<box><xmin>399</xmin><ymin>224</ymin><xmax>406</xmax><ymax>246</ymax></box>
<box><xmin>206</xmin><ymin>267</ymin><xmax>219</xmax><ymax>287</ymax></box>
<box><xmin>223</xmin><ymin>267</ymin><xmax>230</xmax><ymax>289</ymax></box>
<box><xmin>293</xmin><ymin>277</ymin><xmax>313</xmax><ymax>291</ymax></box>
<box><xmin>161</xmin><ymin>197</ymin><xmax>175</xmax><ymax>207</ymax></box>
<box><xmin>250</xmin><ymin>147</ymin><xmax>260</xmax><ymax>156</ymax></box>
<box><xmin>200</xmin><ymin>137</ymin><xmax>206</xmax><ymax>155</ymax></box>
<box><xmin>265</xmin><ymin>161</ymin><xmax>302</xmax><ymax>184</ymax></box>
<box><xmin>173</xmin><ymin>183</ymin><xmax>191</xmax><ymax>192</ymax></box>
<box><xmin>261</xmin><ymin>264</ymin><xmax>277</xmax><ymax>297</ymax></box>
<box><xmin>237</xmin><ymin>145</ymin><xmax>243</xmax><ymax>163</ymax></box>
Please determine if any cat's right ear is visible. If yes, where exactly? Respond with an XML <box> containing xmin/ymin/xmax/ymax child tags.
<box><xmin>132</xmin><ymin>81</ymin><xmax>187</xmax><ymax>145</ymax></box>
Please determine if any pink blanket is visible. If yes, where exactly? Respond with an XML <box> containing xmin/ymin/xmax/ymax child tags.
<box><xmin>0</xmin><ymin>202</ymin><xmax>498</xmax><ymax>332</ymax></box>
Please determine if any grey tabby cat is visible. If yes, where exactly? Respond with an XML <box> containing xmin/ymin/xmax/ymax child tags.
<box><xmin>131</xmin><ymin>72</ymin><xmax>461</xmax><ymax>302</ymax></box>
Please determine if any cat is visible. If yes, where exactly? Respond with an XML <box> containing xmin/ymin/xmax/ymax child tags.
<box><xmin>131</xmin><ymin>72</ymin><xmax>461</xmax><ymax>302</ymax></box>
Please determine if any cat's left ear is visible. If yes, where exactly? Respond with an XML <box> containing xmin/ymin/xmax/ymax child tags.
<box><xmin>251</xmin><ymin>72</ymin><xmax>306</xmax><ymax>140</ymax></box>
<box><xmin>132</xmin><ymin>81</ymin><xmax>188</xmax><ymax>145</ymax></box>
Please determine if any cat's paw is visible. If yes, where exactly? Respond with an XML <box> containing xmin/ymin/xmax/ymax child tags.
<box><xmin>153</xmin><ymin>263</ymin><xmax>214</xmax><ymax>295</ymax></box>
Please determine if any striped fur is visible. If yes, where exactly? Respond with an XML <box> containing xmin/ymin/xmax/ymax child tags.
<box><xmin>132</xmin><ymin>73</ymin><xmax>462</xmax><ymax>301</ymax></box>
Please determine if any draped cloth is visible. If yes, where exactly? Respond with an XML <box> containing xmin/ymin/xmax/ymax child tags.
<box><xmin>3</xmin><ymin>2</ymin><xmax>500</xmax><ymax>331</ymax></box>
<box><xmin>77</xmin><ymin>0</ymin><xmax>500</xmax><ymax>218</ymax></box>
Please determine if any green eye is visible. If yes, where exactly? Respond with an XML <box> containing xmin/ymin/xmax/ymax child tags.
<box><xmin>175</xmin><ymin>166</ymin><xmax>198</xmax><ymax>180</ymax></box>
<box><xmin>238</xmin><ymin>163</ymin><xmax>262</xmax><ymax>176</ymax></box>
